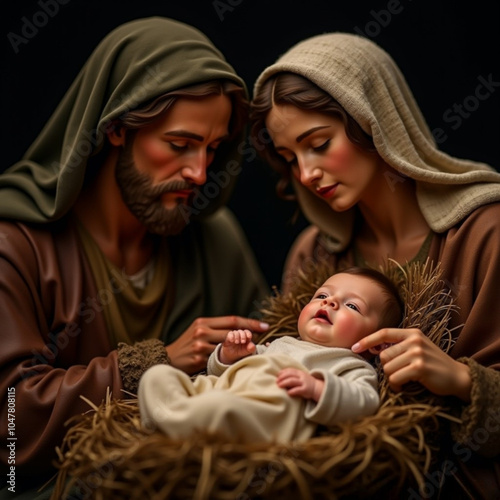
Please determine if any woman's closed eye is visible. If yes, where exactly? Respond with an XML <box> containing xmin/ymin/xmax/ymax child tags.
<box><xmin>312</xmin><ymin>139</ymin><xmax>330</xmax><ymax>152</ymax></box>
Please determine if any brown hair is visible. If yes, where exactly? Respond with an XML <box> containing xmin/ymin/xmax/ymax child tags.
<box><xmin>338</xmin><ymin>267</ymin><xmax>404</xmax><ymax>328</ymax></box>
<box><xmin>83</xmin><ymin>80</ymin><xmax>248</xmax><ymax>185</ymax></box>
<box><xmin>250</xmin><ymin>72</ymin><xmax>376</xmax><ymax>200</ymax></box>
<box><xmin>118</xmin><ymin>79</ymin><xmax>248</xmax><ymax>142</ymax></box>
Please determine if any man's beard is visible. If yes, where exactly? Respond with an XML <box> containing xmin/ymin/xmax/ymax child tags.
<box><xmin>115</xmin><ymin>142</ymin><xmax>194</xmax><ymax>236</ymax></box>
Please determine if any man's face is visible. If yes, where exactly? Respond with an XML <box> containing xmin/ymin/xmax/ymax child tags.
<box><xmin>115</xmin><ymin>93</ymin><xmax>232</xmax><ymax>235</ymax></box>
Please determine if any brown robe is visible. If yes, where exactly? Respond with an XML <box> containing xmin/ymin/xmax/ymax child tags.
<box><xmin>0</xmin><ymin>208</ymin><xmax>268</xmax><ymax>478</ymax></box>
<box><xmin>282</xmin><ymin>202</ymin><xmax>500</xmax><ymax>498</ymax></box>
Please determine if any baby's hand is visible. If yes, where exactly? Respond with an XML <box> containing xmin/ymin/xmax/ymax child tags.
<box><xmin>219</xmin><ymin>329</ymin><xmax>256</xmax><ymax>364</ymax></box>
<box><xmin>276</xmin><ymin>368</ymin><xmax>324</xmax><ymax>402</ymax></box>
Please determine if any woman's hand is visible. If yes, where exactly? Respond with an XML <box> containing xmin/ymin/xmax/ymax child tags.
<box><xmin>219</xmin><ymin>329</ymin><xmax>256</xmax><ymax>364</ymax></box>
<box><xmin>276</xmin><ymin>367</ymin><xmax>325</xmax><ymax>402</ymax></box>
<box><xmin>352</xmin><ymin>328</ymin><xmax>471</xmax><ymax>402</ymax></box>
<box><xmin>167</xmin><ymin>317</ymin><xmax>268</xmax><ymax>374</ymax></box>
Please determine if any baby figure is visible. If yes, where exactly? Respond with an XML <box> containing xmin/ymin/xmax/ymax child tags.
<box><xmin>138</xmin><ymin>267</ymin><xmax>403</xmax><ymax>443</ymax></box>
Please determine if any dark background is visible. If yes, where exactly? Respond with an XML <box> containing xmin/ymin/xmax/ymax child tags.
<box><xmin>2</xmin><ymin>0</ymin><xmax>499</xmax><ymax>288</ymax></box>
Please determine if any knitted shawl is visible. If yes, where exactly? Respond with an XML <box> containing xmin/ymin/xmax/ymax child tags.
<box><xmin>253</xmin><ymin>33</ymin><xmax>500</xmax><ymax>251</ymax></box>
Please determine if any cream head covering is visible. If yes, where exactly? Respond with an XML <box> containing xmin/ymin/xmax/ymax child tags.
<box><xmin>254</xmin><ymin>33</ymin><xmax>500</xmax><ymax>251</ymax></box>
<box><xmin>0</xmin><ymin>17</ymin><xmax>246</xmax><ymax>223</ymax></box>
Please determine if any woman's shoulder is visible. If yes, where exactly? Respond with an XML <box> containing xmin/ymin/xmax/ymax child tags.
<box><xmin>454</xmin><ymin>202</ymin><xmax>500</xmax><ymax>234</ymax></box>
<box><xmin>435</xmin><ymin>202</ymin><xmax>500</xmax><ymax>267</ymax></box>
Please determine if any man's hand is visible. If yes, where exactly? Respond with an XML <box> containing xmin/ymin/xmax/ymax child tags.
<box><xmin>166</xmin><ymin>316</ymin><xmax>268</xmax><ymax>374</ymax></box>
<box><xmin>276</xmin><ymin>368</ymin><xmax>325</xmax><ymax>402</ymax></box>
<box><xmin>219</xmin><ymin>328</ymin><xmax>256</xmax><ymax>364</ymax></box>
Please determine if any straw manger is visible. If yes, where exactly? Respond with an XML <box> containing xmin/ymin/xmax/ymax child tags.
<box><xmin>51</xmin><ymin>259</ymin><xmax>460</xmax><ymax>499</ymax></box>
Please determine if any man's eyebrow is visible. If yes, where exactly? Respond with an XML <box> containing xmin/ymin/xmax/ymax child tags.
<box><xmin>296</xmin><ymin>125</ymin><xmax>331</xmax><ymax>143</ymax></box>
<box><xmin>163</xmin><ymin>130</ymin><xmax>229</xmax><ymax>142</ymax></box>
<box><xmin>163</xmin><ymin>130</ymin><xmax>203</xmax><ymax>141</ymax></box>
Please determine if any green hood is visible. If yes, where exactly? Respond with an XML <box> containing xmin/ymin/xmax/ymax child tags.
<box><xmin>0</xmin><ymin>17</ymin><xmax>246</xmax><ymax>222</ymax></box>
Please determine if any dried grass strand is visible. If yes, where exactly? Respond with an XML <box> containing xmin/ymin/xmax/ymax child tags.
<box><xmin>50</xmin><ymin>259</ymin><xmax>459</xmax><ymax>499</ymax></box>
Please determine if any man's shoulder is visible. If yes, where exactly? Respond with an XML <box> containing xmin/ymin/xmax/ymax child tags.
<box><xmin>0</xmin><ymin>218</ymin><xmax>75</xmax><ymax>257</ymax></box>
<box><xmin>197</xmin><ymin>207</ymin><xmax>239</xmax><ymax>229</ymax></box>
<box><xmin>189</xmin><ymin>207</ymin><xmax>248</xmax><ymax>243</ymax></box>
<box><xmin>0</xmin><ymin>220</ymin><xmax>46</xmax><ymax>247</ymax></box>
<box><xmin>166</xmin><ymin>207</ymin><xmax>253</xmax><ymax>263</ymax></box>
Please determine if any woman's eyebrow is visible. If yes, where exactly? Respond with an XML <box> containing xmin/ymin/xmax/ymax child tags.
<box><xmin>275</xmin><ymin>125</ymin><xmax>331</xmax><ymax>152</ymax></box>
<box><xmin>296</xmin><ymin>125</ymin><xmax>331</xmax><ymax>143</ymax></box>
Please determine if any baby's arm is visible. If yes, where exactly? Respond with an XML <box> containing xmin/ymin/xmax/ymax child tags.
<box><xmin>219</xmin><ymin>329</ymin><xmax>256</xmax><ymax>364</ymax></box>
<box><xmin>276</xmin><ymin>368</ymin><xmax>325</xmax><ymax>402</ymax></box>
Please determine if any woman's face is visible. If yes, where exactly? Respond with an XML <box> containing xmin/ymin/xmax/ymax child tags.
<box><xmin>265</xmin><ymin>104</ymin><xmax>383</xmax><ymax>212</ymax></box>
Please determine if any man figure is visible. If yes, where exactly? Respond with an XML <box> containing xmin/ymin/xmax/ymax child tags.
<box><xmin>0</xmin><ymin>17</ymin><xmax>269</xmax><ymax>492</ymax></box>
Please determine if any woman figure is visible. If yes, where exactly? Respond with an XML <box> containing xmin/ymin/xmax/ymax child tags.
<box><xmin>250</xmin><ymin>32</ymin><xmax>500</xmax><ymax>497</ymax></box>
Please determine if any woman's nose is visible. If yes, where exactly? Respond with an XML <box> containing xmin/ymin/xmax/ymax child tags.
<box><xmin>298</xmin><ymin>158</ymin><xmax>322</xmax><ymax>186</ymax></box>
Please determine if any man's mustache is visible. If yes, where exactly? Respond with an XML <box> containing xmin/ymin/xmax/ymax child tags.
<box><xmin>149</xmin><ymin>180</ymin><xmax>194</xmax><ymax>197</ymax></box>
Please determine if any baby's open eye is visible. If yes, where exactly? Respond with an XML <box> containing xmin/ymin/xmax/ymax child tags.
<box><xmin>315</xmin><ymin>293</ymin><xmax>328</xmax><ymax>300</ymax></box>
<box><xmin>346</xmin><ymin>303</ymin><xmax>360</xmax><ymax>312</ymax></box>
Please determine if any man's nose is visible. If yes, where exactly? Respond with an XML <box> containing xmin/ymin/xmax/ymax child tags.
<box><xmin>182</xmin><ymin>152</ymin><xmax>208</xmax><ymax>185</ymax></box>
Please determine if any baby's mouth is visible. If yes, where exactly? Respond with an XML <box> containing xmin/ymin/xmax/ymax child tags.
<box><xmin>314</xmin><ymin>309</ymin><xmax>332</xmax><ymax>324</ymax></box>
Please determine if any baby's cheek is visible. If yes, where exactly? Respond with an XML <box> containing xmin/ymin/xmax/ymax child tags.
<box><xmin>296</xmin><ymin>308</ymin><xmax>311</xmax><ymax>335</ymax></box>
<box><xmin>337</xmin><ymin>317</ymin><xmax>365</xmax><ymax>344</ymax></box>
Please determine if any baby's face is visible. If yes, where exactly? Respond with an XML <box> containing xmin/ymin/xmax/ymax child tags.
<box><xmin>297</xmin><ymin>273</ymin><xmax>386</xmax><ymax>349</ymax></box>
